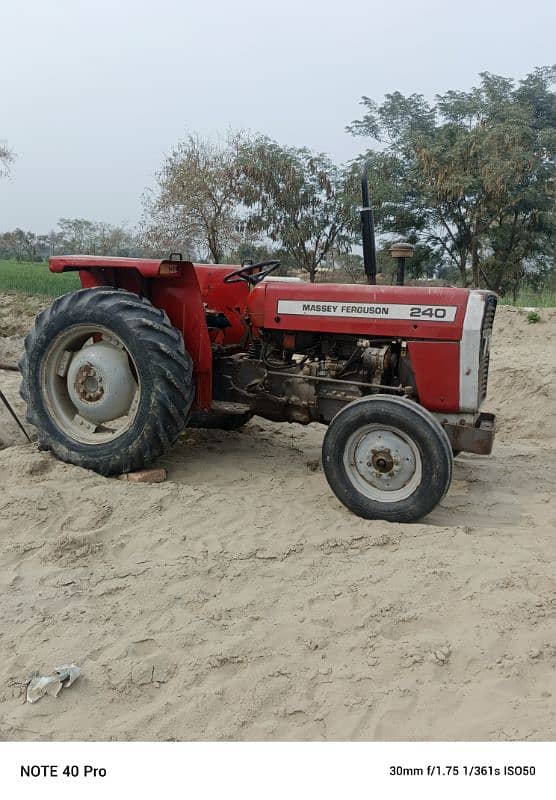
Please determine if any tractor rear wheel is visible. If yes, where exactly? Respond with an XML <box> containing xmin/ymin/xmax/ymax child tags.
<box><xmin>322</xmin><ymin>395</ymin><xmax>453</xmax><ymax>522</ymax></box>
<box><xmin>19</xmin><ymin>287</ymin><xmax>194</xmax><ymax>476</ymax></box>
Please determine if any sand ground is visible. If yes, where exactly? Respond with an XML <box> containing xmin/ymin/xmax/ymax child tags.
<box><xmin>0</xmin><ymin>293</ymin><xmax>555</xmax><ymax>740</ymax></box>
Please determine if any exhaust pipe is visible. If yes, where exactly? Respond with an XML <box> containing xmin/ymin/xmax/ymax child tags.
<box><xmin>360</xmin><ymin>161</ymin><xmax>377</xmax><ymax>285</ymax></box>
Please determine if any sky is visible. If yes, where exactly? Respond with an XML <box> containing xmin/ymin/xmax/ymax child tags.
<box><xmin>1</xmin><ymin>0</ymin><xmax>554</xmax><ymax>232</ymax></box>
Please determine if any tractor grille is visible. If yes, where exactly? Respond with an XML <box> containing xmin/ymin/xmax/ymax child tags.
<box><xmin>478</xmin><ymin>295</ymin><xmax>497</xmax><ymax>404</ymax></box>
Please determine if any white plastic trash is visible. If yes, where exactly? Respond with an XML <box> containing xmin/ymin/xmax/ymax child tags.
<box><xmin>26</xmin><ymin>664</ymin><xmax>81</xmax><ymax>704</ymax></box>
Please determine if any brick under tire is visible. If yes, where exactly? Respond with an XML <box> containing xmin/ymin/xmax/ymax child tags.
<box><xmin>19</xmin><ymin>287</ymin><xmax>194</xmax><ymax>475</ymax></box>
<box><xmin>322</xmin><ymin>395</ymin><xmax>453</xmax><ymax>523</ymax></box>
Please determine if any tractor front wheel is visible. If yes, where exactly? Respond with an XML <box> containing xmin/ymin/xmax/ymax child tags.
<box><xmin>20</xmin><ymin>287</ymin><xmax>194</xmax><ymax>475</ymax></box>
<box><xmin>322</xmin><ymin>395</ymin><xmax>453</xmax><ymax>522</ymax></box>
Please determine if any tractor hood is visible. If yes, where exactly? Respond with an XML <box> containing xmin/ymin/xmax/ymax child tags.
<box><xmin>247</xmin><ymin>281</ymin><xmax>477</xmax><ymax>342</ymax></box>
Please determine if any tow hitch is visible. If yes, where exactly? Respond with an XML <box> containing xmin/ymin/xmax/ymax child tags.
<box><xmin>442</xmin><ymin>412</ymin><xmax>496</xmax><ymax>455</ymax></box>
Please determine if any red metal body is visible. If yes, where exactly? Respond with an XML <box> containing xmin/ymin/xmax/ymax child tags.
<box><xmin>246</xmin><ymin>282</ymin><xmax>469</xmax><ymax>412</ymax></box>
<box><xmin>247</xmin><ymin>281</ymin><xmax>468</xmax><ymax>340</ymax></box>
<box><xmin>49</xmin><ymin>256</ymin><xmax>473</xmax><ymax>413</ymax></box>
<box><xmin>51</xmin><ymin>256</ymin><xmax>248</xmax><ymax>409</ymax></box>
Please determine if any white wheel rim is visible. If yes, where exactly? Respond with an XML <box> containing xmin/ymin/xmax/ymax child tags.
<box><xmin>41</xmin><ymin>324</ymin><xmax>140</xmax><ymax>445</ymax></box>
<box><xmin>343</xmin><ymin>423</ymin><xmax>422</xmax><ymax>503</ymax></box>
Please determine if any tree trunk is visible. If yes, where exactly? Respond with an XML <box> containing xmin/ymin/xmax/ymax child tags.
<box><xmin>302</xmin><ymin>257</ymin><xmax>317</xmax><ymax>283</ymax></box>
<box><xmin>209</xmin><ymin>242</ymin><xmax>222</xmax><ymax>263</ymax></box>
<box><xmin>471</xmin><ymin>238</ymin><xmax>480</xmax><ymax>288</ymax></box>
<box><xmin>207</xmin><ymin>225</ymin><xmax>221</xmax><ymax>263</ymax></box>
<box><xmin>458</xmin><ymin>251</ymin><xmax>468</xmax><ymax>286</ymax></box>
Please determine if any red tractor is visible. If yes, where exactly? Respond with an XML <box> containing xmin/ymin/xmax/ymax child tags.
<box><xmin>20</xmin><ymin>170</ymin><xmax>496</xmax><ymax>522</ymax></box>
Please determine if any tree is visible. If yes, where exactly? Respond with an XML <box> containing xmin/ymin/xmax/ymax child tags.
<box><xmin>0</xmin><ymin>141</ymin><xmax>15</xmax><ymax>177</ymax></box>
<box><xmin>0</xmin><ymin>229</ymin><xmax>42</xmax><ymax>261</ymax></box>
<box><xmin>348</xmin><ymin>67</ymin><xmax>556</xmax><ymax>293</ymax></box>
<box><xmin>52</xmin><ymin>218</ymin><xmax>141</xmax><ymax>256</ymax></box>
<box><xmin>89</xmin><ymin>222</ymin><xmax>142</xmax><ymax>256</ymax></box>
<box><xmin>226</xmin><ymin>239</ymin><xmax>293</xmax><ymax>273</ymax></box>
<box><xmin>140</xmin><ymin>213</ymin><xmax>197</xmax><ymax>260</ymax></box>
<box><xmin>55</xmin><ymin>218</ymin><xmax>99</xmax><ymax>254</ymax></box>
<box><xmin>238</xmin><ymin>137</ymin><xmax>356</xmax><ymax>282</ymax></box>
<box><xmin>0</xmin><ymin>220</ymin><xmax>143</xmax><ymax>261</ymax></box>
<box><xmin>142</xmin><ymin>132</ymin><xmax>245</xmax><ymax>263</ymax></box>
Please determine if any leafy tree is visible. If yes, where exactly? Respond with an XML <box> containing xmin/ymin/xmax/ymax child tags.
<box><xmin>238</xmin><ymin>136</ymin><xmax>356</xmax><ymax>282</ymax></box>
<box><xmin>0</xmin><ymin>229</ymin><xmax>43</xmax><ymax>261</ymax></box>
<box><xmin>53</xmin><ymin>218</ymin><xmax>141</xmax><ymax>256</ymax></box>
<box><xmin>348</xmin><ymin>67</ymin><xmax>556</xmax><ymax>293</ymax></box>
<box><xmin>0</xmin><ymin>220</ymin><xmax>142</xmax><ymax>261</ymax></box>
<box><xmin>226</xmin><ymin>239</ymin><xmax>294</xmax><ymax>275</ymax></box>
<box><xmin>55</xmin><ymin>218</ymin><xmax>99</xmax><ymax>254</ymax></box>
<box><xmin>142</xmin><ymin>132</ymin><xmax>245</xmax><ymax>263</ymax></box>
<box><xmin>319</xmin><ymin>251</ymin><xmax>366</xmax><ymax>283</ymax></box>
<box><xmin>90</xmin><ymin>222</ymin><xmax>142</xmax><ymax>257</ymax></box>
<box><xmin>140</xmin><ymin>214</ymin><xmax>198</xmax><ymax>260</ymax></box>
<box><xmin>0</xmin><ymin>141</ymin><xmax>15</xmax><ymax>177</ymax></box>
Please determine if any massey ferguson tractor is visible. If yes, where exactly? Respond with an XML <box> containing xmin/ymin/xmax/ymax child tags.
<box><xmin>19</xmin><ymin>168</ymin><xmax>496</xmax><ymax>522</ymax></box>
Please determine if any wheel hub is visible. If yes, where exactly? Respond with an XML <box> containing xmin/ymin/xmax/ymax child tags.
<box><xmin>370</xmin><ymin>448</ymin><xmax>395</xmax><ymax>474</ymax></box>
<box><xmin>349</xmin><ymin>426</ymin><xmax>420</xmax><ymax>497</ymax></box>
<box><xmin>66</xmin><ymin>341</ymin><xmax>137</xmax><ymax>425</ymax></box>
<box><xmin>74</xmin><ymin>363</ymin><xmax>104</xmax><ymax>402</ymax></box>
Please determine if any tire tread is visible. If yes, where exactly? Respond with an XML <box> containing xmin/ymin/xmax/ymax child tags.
<box><xmin>19</xmin><ymin>287</ymin><xmax>194</xmax><ymax>475</ymax></box>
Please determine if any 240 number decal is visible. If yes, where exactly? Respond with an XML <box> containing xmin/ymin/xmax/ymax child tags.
<box><xmin>410</xmin><ymin>306</ymin><xmax>448</xmax><ymax>319</ymax></box>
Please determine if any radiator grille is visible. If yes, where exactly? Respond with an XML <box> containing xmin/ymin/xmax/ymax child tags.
<box><xmin>478</xmin><ymin>295</ymin><xmax>497</xmax><ymax>403</ymax></box>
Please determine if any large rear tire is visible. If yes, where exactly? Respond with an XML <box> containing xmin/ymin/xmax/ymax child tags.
<box><xmin>322</xmin><ymin>395</ymin><xmax>453</xmax><ymax>522</ymax></box>
<box><xmin>19</xmin><ymin>287</ymin><xmax>194</xmax><ymax>475</ymax></box>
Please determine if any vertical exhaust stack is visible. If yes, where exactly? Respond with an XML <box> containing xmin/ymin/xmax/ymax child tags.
<box><xmin>360</xmin><ymin>162</ymin><xmax>377</xmax><ymax>285</ymax></box>
<box><xmin>389</xmin><ymin>241</ymin><xmax>415</xmax><ymax>287</ymax></box>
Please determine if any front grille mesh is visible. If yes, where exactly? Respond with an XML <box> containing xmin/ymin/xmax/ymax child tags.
<box><xmin>478</xmin><ymin>295</ymin><xmax>497</xmax><ymax>403</ymax></box>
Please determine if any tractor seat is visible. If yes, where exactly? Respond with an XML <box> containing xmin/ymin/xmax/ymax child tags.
<box><xmin>205</xmin><ymin>310</ymin><xmax>231</xmax><ymax>330</ymax></box>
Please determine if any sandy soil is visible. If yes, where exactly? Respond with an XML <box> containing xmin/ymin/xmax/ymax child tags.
<box><xmin>0</xmin><ymin>293</ymin><xmax>555</xmax><ymax>741</ymax></box>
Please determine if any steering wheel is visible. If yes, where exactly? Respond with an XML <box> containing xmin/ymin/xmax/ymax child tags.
<box><xmin>223</xmin><ymin>259</ymin><xmax>281</xmax><ymax>286</ymax></box>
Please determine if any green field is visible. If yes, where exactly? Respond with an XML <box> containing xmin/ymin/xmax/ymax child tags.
<box><xmin>497</xmin><ymin>289</ymin><xmax>556</xmax><ymax>308</ymax></box>
<box><xmin>0</xmin><ymin>259</ymin><xmax>80</xmax><ymax>297</ymax></box>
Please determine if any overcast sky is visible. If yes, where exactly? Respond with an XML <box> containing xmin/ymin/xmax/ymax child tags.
<box><xmin>1</xmin><ymin>0</ymin><xmax>554</xmax><ymax>231</ymax></box>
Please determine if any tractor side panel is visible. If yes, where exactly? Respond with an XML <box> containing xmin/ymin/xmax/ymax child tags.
<box><xmin>406</xmin><ymin>341</ymin><xmax>460</xmax><ymax>412</ymax></box>
<box><xmin>249</xmin><ymin>282</ymin><xmax>469</xmax><ymax>341</ymax></box>
<box><xmin>248</xmin><ymin>281</ymin><xmax>463</xmax><ymax>413</ymax></box>
<box><xmin>193</xmin><ymin>264</ymin><xmax>250</xmax><ymax>346</ymax></box>
<box><xmin>150</xmin><ymin>275</ymin><xmax>212</xmax><ymax>410</ymax></box>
